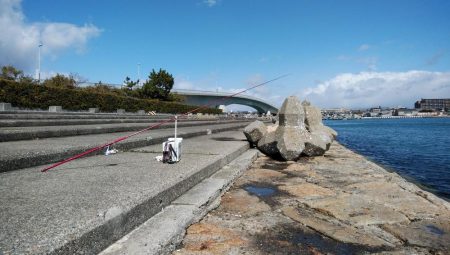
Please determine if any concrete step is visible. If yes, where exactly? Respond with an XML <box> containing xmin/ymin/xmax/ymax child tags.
<box><xmin>0</xmin><ymin>121</ymin><xmax>251</xmax><ymax>172</ymax></box>
<box><xmin>100</xmin><ymin>149</ymin><xmax>258</xmax><ymax>255</ymax></box>
<box><xmin>0</xmin><ymin>130</ymin><xmax>251</xmax><ymax>254</ymax></box>
<box><xmin>0</xmin><ymin>119</ymin><xmax>250</xmax><ymax>142</ymax></box>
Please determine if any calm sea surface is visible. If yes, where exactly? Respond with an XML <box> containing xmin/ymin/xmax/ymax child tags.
<box><xmin>324</xmin><ymin>118</ymin><xmax>450</xmax><ymax>200</ymax></box>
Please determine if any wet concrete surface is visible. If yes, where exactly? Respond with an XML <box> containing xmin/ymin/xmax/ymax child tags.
<box><xmin>173</xmin><ymin>142</ymin><xmax>450</xmax><ymax>255</ymax></box>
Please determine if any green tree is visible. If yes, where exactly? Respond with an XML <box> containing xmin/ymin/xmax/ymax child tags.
<box><xmin>43</xmin><ymin>74</ymin><xmax>77</xmax><ymax>89</ymax></box>
<box><xmin>123</xmin><ymin>76</ymin><xmax>139</xmax><ymax>90</ymax></box>
<box><xmin>1</xmin><ymin>65</ymin><xmax>24</xmax><ymax>81</ymax></box>
<box><xmin>142</xmin><ymin>69</ymin><xmax>174</xmax><ymax>100</ymax></box>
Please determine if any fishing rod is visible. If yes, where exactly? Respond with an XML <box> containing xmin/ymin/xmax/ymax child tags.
<box><xmin>41</xmin><ymin>73</ymin><xmax>290</xmax><ymax>172</ymax></box>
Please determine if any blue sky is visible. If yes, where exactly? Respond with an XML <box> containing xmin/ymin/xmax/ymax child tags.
<box><xmin>1</xmin><ymin>0</ymin><xmax>450</xmax><ymax>109</ymax></box>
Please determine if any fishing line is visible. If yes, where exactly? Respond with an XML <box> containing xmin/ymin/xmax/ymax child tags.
<box><xmin>41</xmin><ymin>73</ymin><xmax>290</xmax><ymax>172</ymax></box>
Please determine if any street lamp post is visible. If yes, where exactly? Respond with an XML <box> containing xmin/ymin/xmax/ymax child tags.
<box><xmin>137</xmin><ymin>63</ymin><xmax>141</xmax><ymax>86</ymax></box>
<box><xmin>38</xmin><ymin>42</ymin><xmax>43</xmax><ymax>83</ymax></box>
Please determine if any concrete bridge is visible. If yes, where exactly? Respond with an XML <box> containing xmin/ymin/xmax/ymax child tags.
<box><xmin>172</xmin><ymin>89</ymin><xmax>278</xmax><ymax>114</ymax></box>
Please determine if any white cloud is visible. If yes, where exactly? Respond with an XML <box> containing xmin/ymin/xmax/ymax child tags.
<box><xmin>203</xmin><ymin>0</ymin><xmax>218</xmax><ymax>7</ymax></box>
<box><xmin>299</xmin><ymin>71</ymin><xmax>450</xmax><ymax>109</ymax></box>
<box><xmin>0</xmin><ymin>0</ymin><xmax>101</xmax><ymax>73</ymax></box>
<box><xmin>358</xmin><ymin>44</ymin><xmax>370</xmax><ymax>51</ymax></box>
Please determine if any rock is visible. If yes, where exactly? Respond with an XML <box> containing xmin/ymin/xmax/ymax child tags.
<box><xmin>257</xmin><ymin>130</ymin><xmax>281</xmax><ymax>158</ymax></box>
<box><xmin>266</xmin><ymin>124</ymin><xmax>278</xmax><ymax>133</ymax></box>
<box><xmin>302</xmin><ymin>100</ymin><xmax>337</xmax><ymax>139</ymax></box>
<box><xmin>324</xmin><ymin>126</ymin><xmax>338</xmax><ymax>139</ymax></box>
<box><xmin>279</xmin><ymin>183</ymin><xmax>336</xmax><ymax>199</ymax></box>
<box><xmin>302</xmin><ymin>100</ymin><xmax>337</xmax><ymax>154</ymax></box>
<box><xmin>279</xmin><ymin>96</ymin><xmax>306</xmax><ymax>128</ymax></box>
<box><xmin>243</xmin><ymin>120</ymin><xmax>267</xmax><ymax>146</ymax></box>
<box><xmin>303</xmin><ymin>132</ymin><xmax>330</xmax><ymax>156</ymax></box>
<box><xmin>274</xmin><ymin>96</ymin><xmax>310</xmax><ymax>161</ymax></box>
<box><xmin>275</xmin><ymin>126</ymin><xmax>308</xmax><ymax>161</ymax></box>
<box><xmin>382</xmin><ymin>220</ymin><xmax>450</xmax><ymax>250</ymax></box>
<box><xmin>281</xmin><ymin>206</ymin><xmax>394</xmax><ymax>247</ymax></box>
<box><xmin>244</xmin><ymin>96</ymin><xmax>337</xmax><ymax>161</ymax></box>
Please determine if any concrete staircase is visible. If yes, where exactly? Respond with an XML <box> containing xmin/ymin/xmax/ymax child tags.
<box><xmin>0</xmin><ymin>110</ymin><xmax>256</xmax><ymax>254</ymax></box>
<box><xmin>0</xmin><ymin>111</ymin><xmax>251</xmax><ymax>172</ymax></box>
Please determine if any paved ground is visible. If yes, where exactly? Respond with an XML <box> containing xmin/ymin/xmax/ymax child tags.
<box><xmin>174</xmin><ymin>143</ymin><xmax>450</xmax><ymax>255</ymax></box>
<box><xmin>0</xmin><ymin>130</ymin><xmax>249</xmax><ymax>254</ymax></box>
<box><xmin>0</xmin><ymin>119</ymin><xmax>246</xmax><ymax>142</ymax></box>
<box><xmin>100</xmin><ymin>150</ymin><xmax>259</xmax><ymax>255</ymax></box>
<box><xmin>0</xmin><ymin>121</ymin><xmax>250</xmax><ymax>172</ymax></box>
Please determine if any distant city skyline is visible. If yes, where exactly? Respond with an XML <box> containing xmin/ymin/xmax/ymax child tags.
<box><xmin>1</xmin><ymin>0</ymin><xmax>449</xmax><ymax>110</ymax></box>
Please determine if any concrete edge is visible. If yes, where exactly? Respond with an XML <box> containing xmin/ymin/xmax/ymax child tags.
<box><xmin>0</xmin><ymin>123</ymin><xmax>250</xmax><ymax>173</ymax></box>
<box><xmin>99</xmin><ymin>149</ymin><xmax>259</xmax><ymax>255</ymax></box>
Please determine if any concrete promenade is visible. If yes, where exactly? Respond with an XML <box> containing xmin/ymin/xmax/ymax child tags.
<box><xmin>2</xmin><ymin>110</ymin><xmax>448</xmax><ymax>254</ymax></box>
<box><xmin>0</xmin><ymin>109</ymin><xmax>260</xmax><ymax>254</ymax></box>
<box><xmin>0</xmin><ymin>120</ymin><xmax>252</xmax><ymax>172</ymax></box>
<box><xmin>174</xmin><ymin>143</ymin><xmax>450</xmax><ymax>254</ymax></box>
<box><xmin>0</xmin><ymin>119</ymin><xmax>247</xmax><ymax>142</ymax></box>
<box><xmin>0</xmin><ymin>130</ymin><xmax>254</xmax><ymax>254</ymax></box>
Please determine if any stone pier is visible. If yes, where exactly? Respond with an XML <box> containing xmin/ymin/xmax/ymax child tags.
<box><xmin>174</xmin><ymin>143</ymin><xmax>450</xmax><ymax>254</ymax></box>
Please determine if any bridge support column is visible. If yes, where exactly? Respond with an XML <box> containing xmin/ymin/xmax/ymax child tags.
<box><xmin>217</xmin><ymin>105</ymin><xmax>227</xmax><ymax>113</ymax></box>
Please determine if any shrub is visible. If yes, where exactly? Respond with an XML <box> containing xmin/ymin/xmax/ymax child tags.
<box><xmin>0</xmin><ymin>79</ymin><xmax>222</xmax><ymax>114</ymax></box>
<box><xmin>42</xmin><ymin>74</ymin><xmax>77</xmax><ymax>89</ymax></box>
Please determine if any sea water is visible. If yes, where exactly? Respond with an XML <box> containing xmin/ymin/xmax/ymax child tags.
<box><xmin>325</xmin><ymin>118</ymin><xmax>450</xmax><ymax>200</ymax></box>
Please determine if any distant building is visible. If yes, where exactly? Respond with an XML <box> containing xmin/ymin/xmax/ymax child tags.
<box><xmin>415</xmin><ymin>98</ymin><xmax>450</xmax><ymax>111</ymax></box>
<box><xmin>369</xmin><ymin>106</ymin><xmax>382</xmax><ymax>113</ymax></box>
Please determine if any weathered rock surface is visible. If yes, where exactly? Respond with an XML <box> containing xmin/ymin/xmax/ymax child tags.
<box><xmin>245</xmin><ymin>96</ymin><xmax>337</xmax><ymax>160</ymax></box>
<box><xmin>174</xmin><ymin>143</ymin><xmax>450</xmax><ymax>255</ymax></box>
<box><xmin>275</xmin><ymin>126</ymin><xmax>309</xmax><ymax>160</ymax></box>
<box><xmin>303</xmin><ymin>132</ymin><xmax>330</xmax><ymax>156</ymax></box>
<box><xmin>278</xmin><ymin>96</ymin><xmax>306</xmax><ymax>127</ymax></box>
<box><xmin>243</xmin><ymin>120</ymin><xmax>267</xmax><ymax>146</ymax></box>
<box><xmin>256</xmin><ymin>130</ymin><xmax>280</xmax><ymax>158</ymax></box>
<box><xmin>273</xmin><ymin>97</ymin><xmax>310</xmax><ymax>160</ymax></box>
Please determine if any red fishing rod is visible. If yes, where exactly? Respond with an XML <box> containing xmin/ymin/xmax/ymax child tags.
<box><xmin>41</xmin><ymin>74</ymin><xmax>289</xmax><ymax>172</ymax></box>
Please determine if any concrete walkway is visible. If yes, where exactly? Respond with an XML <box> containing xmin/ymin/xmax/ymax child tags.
<box><xmin>0</xmin><ymin>120</ymin><xmax>247</xmax><ymax>142</ymax></box>
<box><xmin>0</xmin><ymin>121</ymin><xmax>251</xmax><ymax>172</ymax></box>
<box><xmin>0</xmin><ymin>130</ymin><xmax>251</xmax><ymax>254</ymax></box>
<box><xmin>174</xmin><ymin>143</ymin><xmax>450</xmax><ymax>254</ymax></box>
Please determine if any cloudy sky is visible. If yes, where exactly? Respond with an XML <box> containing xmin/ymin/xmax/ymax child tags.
<box><xmin>1</xmin><ymin>0</ymin><xmax>449</xmax><ymax>109</ymax></box>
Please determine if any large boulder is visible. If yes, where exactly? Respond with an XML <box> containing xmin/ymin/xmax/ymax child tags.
<box><xmin>303</xmin><ymin>132</ymin><xmax>330</xmax><ymax>156</ymax></box>
<box><xmin>243</xmin><ymin>96</ymin><xmax>337</xmax><ymax>161</ymax></box>
<box><xmin>275</xmin><ymin>126</ymin><xmax>309</xmax><ymax>160</ymax></box>
<box><xmin>279</xmin><ymin>96</ymin><xmax>306</xmax><ymax>127</ymax></box>
<box><xmin>243</xmin><ymin>120</ymin><xmax>267</xmax><ymax>146</ymax></box>
<box><xmin>257</xmin><ymin>130</ymin><xmax>281</xmax><ymax>159</ymax></box>
<box><xmin>302</xmin><ymin>100</ymin><xmax>338</xmax><ymax>140</ymax></box>
<box><xmin>274</xmin><ymin>96</ymin><xmax>310</xmax><ymax>161</ymax></box>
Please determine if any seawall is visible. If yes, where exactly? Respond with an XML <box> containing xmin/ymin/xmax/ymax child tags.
<box><xmin>174</xmin><ymin>142</ymin><xmax>450</xmax><ymax>254</ymax></box>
